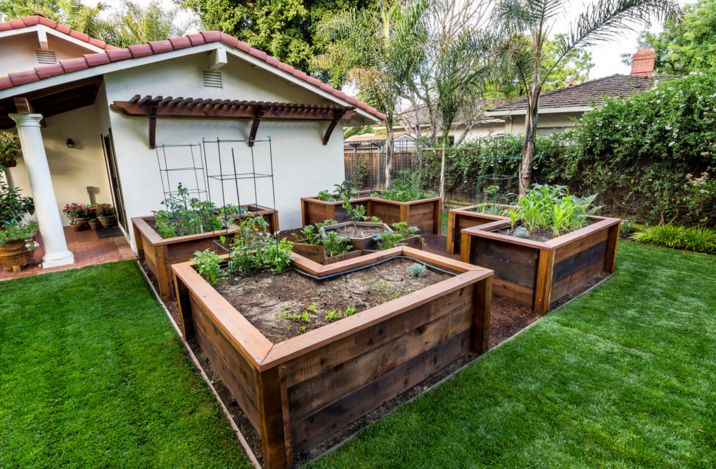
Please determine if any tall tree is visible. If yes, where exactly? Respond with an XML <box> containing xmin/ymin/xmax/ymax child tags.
<box><xmin>643</xmin><ymin>0</ymin><xmax>716</xmax><ymax>74</ymax></box>
<box><xmin>103</xmin><ymin>1</ymin><xmax>189</xmax><ymax>47</ymax></box>
<box><xmin>0</xmin><ymin>0</ymin><xmax>106</xmax><ymax>38</ymax></box>
<box><xmin>316</xmin><ymin>0</ymin><xmax>430</xmax><ymax>187</ymax></box>
<box><xmin>496</xmin><ymin>0</ymin><xmax>680</xmax><ymax>193</ymax></box>
<box><xmin>183</xmin><ymin>0</ymin><xmax>379</xmax><ymax>78</ymax></box>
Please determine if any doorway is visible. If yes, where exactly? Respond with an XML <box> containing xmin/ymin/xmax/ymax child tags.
<box><xmin>101</xmin><ymin>130</ymin><xmax>127</xmax><ymax>232</ymax></box>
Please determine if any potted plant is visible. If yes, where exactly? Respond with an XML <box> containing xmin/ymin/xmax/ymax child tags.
<box><xmin>0</xmin><ymin>173</ymin><xmax>37</xmax><ymax>272</ymax></box>
<box><xmin>63</xmin><ymin>203</ymin><xmax>89</xmax><ymax>231</ymax></box>
<box><xmin>96</xmin><ymin>203</ymin><xmax>116</xmax><ymax>228</ymax></box>
<box><xmin>86</xmin><ymin>205</ymin><xmax>100</xmax><ymax>231</ymax></box>
<box><xmin>0</xmin><ymin>130</ymin><xmax>20</xmax><ymax>168</ymax></box>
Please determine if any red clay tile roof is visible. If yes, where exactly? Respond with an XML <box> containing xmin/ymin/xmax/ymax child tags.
<box><xmin>0</xmin><ymin>15</ymin><xmax>115</xmax><ymax>51</ymax></box>
<box><xmin>0</xmin><ymin>15</ymin><xmax>386</xmax><ymax>121</ymax></box>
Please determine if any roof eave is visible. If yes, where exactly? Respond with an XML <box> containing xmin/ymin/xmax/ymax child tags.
<box><xmin>485</xmin><ymin>105</ymin><xmax>592</xmax><ymax>116</ymax></box>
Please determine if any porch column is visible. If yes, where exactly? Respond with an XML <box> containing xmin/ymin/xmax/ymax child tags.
<box><xmin>9</xmin><ymin>113</ymin><xmax>74</xmax><ymax>268</ymax></box>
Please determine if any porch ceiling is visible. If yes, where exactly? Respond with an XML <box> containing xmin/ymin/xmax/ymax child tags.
<box><xmin>0</xmin><ymin>76</ymin><xmax>102</xmax><ymax>129</ymax></box>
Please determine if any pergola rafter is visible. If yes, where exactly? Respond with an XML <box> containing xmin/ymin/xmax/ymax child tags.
<box><xmin>111</xmin><ymin>96</ymin><xmax>355</xmax><ymax>148</ymax></box>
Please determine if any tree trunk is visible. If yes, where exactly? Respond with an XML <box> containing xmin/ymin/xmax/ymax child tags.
<box><xmin>385</xmin><ymin>122</ymin><xmax>394</xmax><ymax>188</ymax></box>
<box><xmin>519</xmin><ymin>86</ymin><xmax>541</xmax><ymax>195</ymax></box>
<box><xmin>439</xmin><ymin>137</ymin><xmax>447</xmax><ymax>210</ymax></box>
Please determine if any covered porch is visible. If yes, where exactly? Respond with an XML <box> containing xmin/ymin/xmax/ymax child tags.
<box><xmin>1</xmin><ymin>75</ymin><xmax>128</xmax><ymax>274</ymax></box>
<box><xmin>0</xmin><ymin>226</ymin><xmax>135</xmax><ymax>280</ymax></box>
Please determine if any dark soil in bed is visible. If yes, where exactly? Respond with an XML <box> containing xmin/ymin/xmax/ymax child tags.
<box><xmin>214</xmin><ymin>258</ymin><xmax>452</xmax><ymax>343</ymax></box>
<box><xmin>496</xmin><ymin>219</ymin><xmax>596</xmax><ymax>242</ymax></box>
<box><xmin>325</xmin><ymin>224</ymin><xmax>388</xmax><ymax>238</ymax></box>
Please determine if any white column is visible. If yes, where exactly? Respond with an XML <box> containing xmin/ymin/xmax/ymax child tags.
<box><xmin>10</xmin><ymin>113</ymin><xmax>74</xmax><ymax>268</ymax></box>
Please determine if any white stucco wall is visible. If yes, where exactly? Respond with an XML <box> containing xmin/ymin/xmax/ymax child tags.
<box><xmin>102</xmin><ymin>51</ymin><xmax>350</xmax><ymax>248</ymax></box>
<box><xmin>8</xmin><ymin>104</ymin><xmax>113</xmax><ymax>225</ymax></box>
<box><xmin>0</xmin><ymin>31</ymin><xmax>97</xmax><ymax>77</ymax></box>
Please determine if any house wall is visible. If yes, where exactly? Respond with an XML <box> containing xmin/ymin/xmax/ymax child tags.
<box><xmin>8</xmin><ymin>104</ymin><xmax>113</xmax><ymax>225</ymax></box>
<box><xmin>0</xmin><ymin>31</ymin><xmax>96</xmax><ymax>77</ymax></box>
<box><xmin>102</xmin><ymin>52</ymin><xmax>347</xmax><ymax>248</ymax></box>
<box><xmin>452</xmin><ymin>112</ymin><xmax>583</xmax><ymax>141</ymax></box>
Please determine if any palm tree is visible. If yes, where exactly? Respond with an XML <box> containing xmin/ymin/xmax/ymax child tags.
<box><xmin>316</xmin><ymin>0</ymin><xmax>430</xmax><ymax>187</ymax></box>
<box><xmin>496</xmin><ymin>0</ymin><xmax>680</xmax><ymax>193</ymax></box>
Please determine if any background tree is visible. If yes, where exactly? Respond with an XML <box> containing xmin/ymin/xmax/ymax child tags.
<box><xmin>316</xmin><ymin>0</ymin><xmax>430</xmax><ymax>187</ymax></box>
<box><xmin>643</xmin><ymin>0</ymin><xmax>716</xmax><ymax>74</ymax></box>
<box><xmin>0</xmin><ymin>0</ymin><xmax>107</xmax><ymax>38</ymax></box>
<box><xmin>103</xmin><ymin>1</ymin><xmax>189</xmax><ymax>46</ymax></box>
<box><xmin>496</xmin><ymin>0</ymin><xmax>680</xmax><ymax>194</ymax></box>
<box><xmin>183</xmin><ymin>0</ymin><xmax>379</xmax><ymax>79</ymax></box>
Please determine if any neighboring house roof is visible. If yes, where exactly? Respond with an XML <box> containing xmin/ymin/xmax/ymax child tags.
<box><xmin>0</xmin><ymin>15</ymin><xmax>386</xmax><ymax>121</ymax></box>
<box><xmin>345</xmin><ymin>132</ymin><xmax>414</xmax><ymax>143</ymax></box>
<box><xmin>0</xmin><ymin>14</ymin><xmax>115</xmax><ymax>51</ymax></box>
<box><xmin>486</xmin><ymin>74</ymin><xmax>657</xmax><ymax>115</ymax></box>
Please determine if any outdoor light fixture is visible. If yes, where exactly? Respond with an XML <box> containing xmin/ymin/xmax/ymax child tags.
<box><xmin>65</xmin><ymin>138</ymin><xmax>75</xmax><ymax>149</ymax></box>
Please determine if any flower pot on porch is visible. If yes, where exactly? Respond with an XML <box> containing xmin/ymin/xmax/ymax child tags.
<box><xmin>98</xmin><ymin>216</ymin><xmax>116</xmax><ymax>228</ymax></box>
<box><xmin>0</xmin><ymin>239</ymin><xmax>35</xmax><ymax>272</ymax></box>
<box><xmin>88</xmin><ymin>219</ymin><xmax>101</xmax><ymax>231</ymax></box>
<box><xmin>71</xmin><ymin>218</ymin><xmax>89</xmax><ymax>232</ymax></box>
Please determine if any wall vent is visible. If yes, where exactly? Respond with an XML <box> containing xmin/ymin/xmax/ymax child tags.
<box><xmin>36</xmin><ymin>50</ymin><xmax>58</xmax><ymax>65</ymax></box>
<box><xmin>202</xmin><ymin>70</ymin><xmax>223</xmax><ymax>88</ymax></box>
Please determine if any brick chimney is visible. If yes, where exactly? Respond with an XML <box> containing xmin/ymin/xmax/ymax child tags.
<box><xmin>631</xmin><ymin>48</ymin><xmax>656</xmax><ymax>77</ymax></box>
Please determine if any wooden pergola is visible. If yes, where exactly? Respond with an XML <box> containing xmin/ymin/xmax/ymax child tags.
<box><xmin>111</xmin><ymin>96</ymin><xmax>355</xmax><ymax>148</ymax></box>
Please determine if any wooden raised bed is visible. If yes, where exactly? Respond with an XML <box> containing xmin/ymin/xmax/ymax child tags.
<box><xmin>300</xmin><ymin>196</ymin><xmax>370</xmax><ymax>226</ymax></box>
<box><xmin>133</xmin><ymin>205</ymin><xmax>278</xmax><ymax>300</ymax></box>
<box><xmin>446</xmin><ymin>205</ymin><xmax>510</xmax><ymax>255</ymax></box>
<box><xmin>368</xmin><ymin>196</ymin><xmax>442</xmax><ymax>234</ymax></box>
<box><xmin>172</xmin><ymin>247</ymin><xmax>493</xmax><ymax>468</ymax></box>
<box><xmin>290</xmin><ymin>242</ymin><xmax>369</xmax><ymax>264</ymax></box>
<box><xmin>460</xmin><ymin>216</ymin><xmax>621</xmax><ymax>315</ymax></box>
<box><xmin>320</xmin><ymin>221</ymin><xmax>391</xmax><ymax>250</ymax></box>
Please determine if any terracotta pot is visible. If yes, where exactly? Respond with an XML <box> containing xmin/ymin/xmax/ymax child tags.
<box><xmin>98</xmin><ymin>216</ymin><xmax>116</xmax><ymax>229</ymax></box>
<box><xmin>0</xmin><ymin>239</ymin><xmax>34</xmax><ymax>272</ymax></box>
<box><xmin>89</xmin><ymin>219</ymin><xmax>101</xmax><ymax>231</ymax></box>
<box><xmin>71</xmin><ymin>217</ymin><xmax>88</xmax><ymax>232</ymax></box>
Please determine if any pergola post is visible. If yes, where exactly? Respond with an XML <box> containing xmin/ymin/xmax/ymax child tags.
<box><xmin>9</xmin><ymin>113</ymin><xmax>74</xmax><ymax>268</ymax></box>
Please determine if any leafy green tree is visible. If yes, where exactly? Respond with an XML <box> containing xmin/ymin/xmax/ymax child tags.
<box><xmin>0</xmin><ymin>0</ymin><xmax>107</xmax><ymax>38</ymax></box>
<box><xmin>495</xmin><ymin>0</ymin><xmax>680</xmax><ymax>194</ymax></box>
<box><xmin>489</xmin><ymin>34</ymin><xmax>593</xmax><ymax>98</ymax></box>
<box><xmin>644</xmin><ymin>0</ymin><xmax>716</xmax><ymax>74</ymax></box>
<box><xmin>316</xmin><ymin>0</ymin><xmax>430</xmax><ymax>187</ymax></box>
<box><xmin>102</xmin><ymin>1</ymin><xmax>189</xmax><ymax>47</ymax></box>
<box><xmin>183</xmin><ymin>0</ymin><xmax>379</xmax><ymax>77</ymax></box>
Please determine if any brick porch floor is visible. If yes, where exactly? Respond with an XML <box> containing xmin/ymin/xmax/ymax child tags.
<box><xmin>0</xmin><ymin>226</ymin><xmax>136</xmax><ymax>281</ymax></box>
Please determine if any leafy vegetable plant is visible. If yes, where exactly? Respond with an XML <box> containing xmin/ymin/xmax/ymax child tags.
<box><xmin>192</xmin><ymin>249</ymin><xmax>223</xmax><ymax>284</ymax></box>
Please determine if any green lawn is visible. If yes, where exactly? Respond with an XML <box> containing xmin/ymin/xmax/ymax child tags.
<box><xmin>0</xmin><ymin>262</ymin><xmax>250</xmax><ymax>468</ymax></box>
<box><xmin>314</xmin><ymin>242</ymin><xmax>716</xmax><ymax>467</ymax></box>
<box><xmin>2</xmin><ymin>244</ymin><xmax>714</xmax><ymax>467</ymax></box>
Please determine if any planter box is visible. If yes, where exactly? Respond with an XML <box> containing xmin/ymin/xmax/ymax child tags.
<box><xmin>226</xmin><ymin>204</ymin><xmax>280</xmax><ymax>234</ymax></box>
<box><xmin>368</xmin><ymin>196</ymin><xmax>442</xmax><ymax>234</ymax></box>
<box><xmin>300</xmin><ymin>197</ymin><xmax>370</xmax><ymax>226</ymax></box>
<box><xmin>172</xmin><ymin>247</ymin><xmax>493</xmax><ymax>468</ymax></box>
<box><xmin>290</xmin><ymin>242</ymin><xmax>370</xmax><ymax>264</ymax></box>
<box><xmin>301</xmin><ymin>195</ymin><xmax>442</xmax><ymax>234</ymax></box>
<box><xmin>320</xmin><ymin>221</ymin><xmax>391</xmax><ymax>251</ymax></box>
<box><xmin>446</xmin><ymin>205</ymin><xmax>511</xmax><ymax>255</ymax></box>
<box><xmin>460</xmin><ymin>216</ymin><xmax>621</xmax><ymax>315</ymax></box>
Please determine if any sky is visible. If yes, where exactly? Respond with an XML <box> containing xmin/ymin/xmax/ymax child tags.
<box><xmin>82</xmin><ymin>0</ymin><xmax>694</xmax><ymax>80</ymax></box>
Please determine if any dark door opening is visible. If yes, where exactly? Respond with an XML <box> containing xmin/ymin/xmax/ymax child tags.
<box><xmin>101</xmin><ymin>130</ymin><xmax>128</xmax><ymax>232</ymax></box>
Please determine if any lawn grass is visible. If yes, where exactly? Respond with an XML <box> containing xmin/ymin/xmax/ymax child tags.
<box><xmin>0</xmin><ymin>261</ymin><xmax>251</xmax><ymax>468</ymax></box>
<box><xmin>313</xmin><ymin>242</ymin><xmax>716</xmax><ymax>467</ymax></box>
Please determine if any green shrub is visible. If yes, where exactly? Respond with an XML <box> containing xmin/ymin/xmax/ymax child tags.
<box><xmin>633</xmin><ymin>225</ymin><xmax>716</xmax><ymax>253</ymax></box>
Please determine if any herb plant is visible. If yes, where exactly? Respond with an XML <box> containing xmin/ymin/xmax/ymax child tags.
<box><xmin>193</xmin><ymin>249</ymin><xmax>223</xmax><ymax>284</ymax></box>
<box><xmin>375</xmin><ymin>222</ymin><xmax>421</xmax><ymax>249</ymax></box>
<box><xmin>407</xmin><ymin>263</ymin><xmax>428</xmax><ymax>278</ymax></box>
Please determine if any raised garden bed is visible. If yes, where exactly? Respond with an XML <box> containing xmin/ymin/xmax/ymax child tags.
<box><xmin>368</xmin><ymin>196</ymin><xmax>442</xmax><ymax>234</ymax></box>
<box><xmin>460</xmin><ymin>216</ymin><xmax>620</xmax><ymax>315</ymax></box>
<box><xmin>320</xmin><ymin>221</ymin><xmax>391</xmax><ymax>250</ymax></box>
<box><xmin>132</xmin><ymin>205</ymin><xmax>278</xmax><ymax>300</ymax></box>
<box><xmin>173</xmin><ymin>247</ymin><xmax>492</xmax><ymax>468</ymax></box>
<box><xmin>446</xmin><ymin>204</ymin><xmax>511</xmax><ymax>255</ymax></box>
<box><xmin>290</xmin><ymin>242</ymin><xmax>370</xmax><ymax>264</ymax></box>
<box><xmin>301</xmin><ymin>195</ymin><xmax>442</xmax><ymax>234</ymax></box>
<box><xmin>300</xmin><ymin>196</ymin><xmax>370</xmax><ymax>226</ymax></box>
